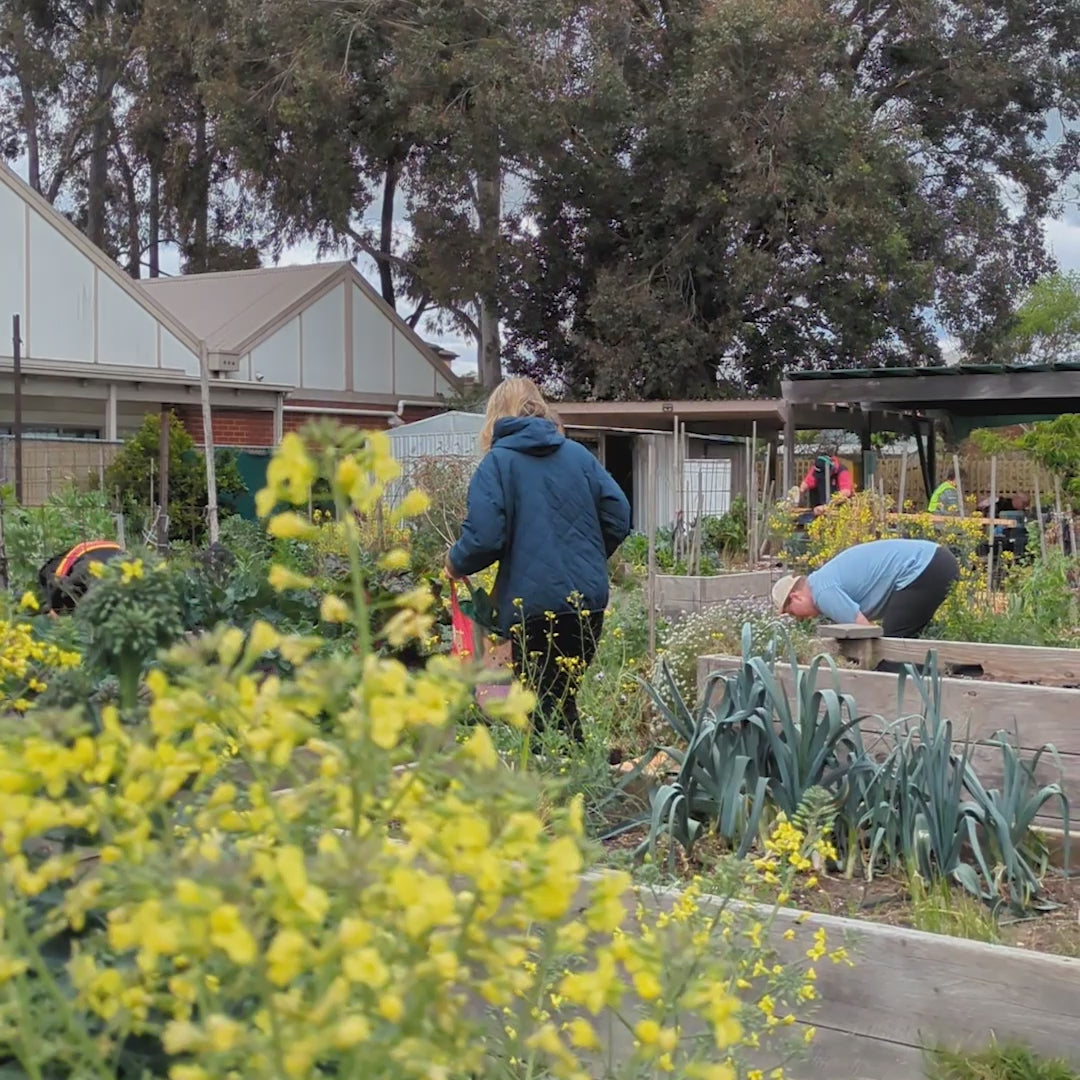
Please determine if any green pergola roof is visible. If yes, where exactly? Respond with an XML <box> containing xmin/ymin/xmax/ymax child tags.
<box><xmin>787</xmin><ymin>360</ymin><xmax>1080</xmax><ymax>381</ymax></box>
<box><xmin>782</xmin><ymin>362</ymin><xmax>1080</xmax><ymax>436</ymax></box>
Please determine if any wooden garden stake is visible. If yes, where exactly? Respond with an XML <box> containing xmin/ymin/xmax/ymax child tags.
<box><xmin>647</xmin><ymin>438</ymin><xmax>657</xmax><ymax>660</ymax></box>
<box><xmin>691</xmin><ymin>469</ymin><xmax>704</xmax><ymax>574</ymax></box>
<box><xmin>897</xmin><ymin>449</ymin><xmax>908</xmax><ymax>514</ymax></box>
<box><xmin>1055</xmin><ymin>476</ymin><xmax>1066</xmax><ymax>557</ymax></box>
<box><xmin>953</xmin><ymin>452</ymin><xmax>965</xmax><ymax>517</ymax></box>
<box><xmin>987</xmin><ymin>455</ymin><xmax>997</xmax><ymax>593</ymax></box>
<box><xmin>1034</xmin><ymin>475</ymin><xmax>1047</xmax><ymax>562</ymax></box>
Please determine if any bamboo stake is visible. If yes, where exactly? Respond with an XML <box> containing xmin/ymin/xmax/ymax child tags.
<box><xmin>756</xmin><ymin>439</ymin><xmax>771</xmax><ymax>568</ymax></box>
<box><xmin>952</xmin><ymin>453</ymin><xmax>965</xmax><ymax>517</ymax></box>
<box><xmin>1034</xmin><ymin>474</ymin><xmax>1047</xmax><ymax>562</ymax></box>
<box><xmin>759</xmin><ymin>481</ymin><xmax>775</xmax><ymax>559</ymax></box>
<box><xmin>749</xmin><ymin>421</ymin><xmax>758</xmax><ymax>567</ymax></box>
<box><xmin>647</xmin><ymin>438</ymin><xmax>657</xmax><ymax>660</ymax></box>
<box><xmin>744</xmin><ymin>436</ymin><xmax>753</xmax><ymax>561</ymax></box>
<box><xmin>1055</xmin><ymin>476</ymin><xmax>1066</xmax><ymax>557</ymax></box>
<box><xmin>987</xmin><ymin>455</ymin><xmax>997</xmax><ymax>593</ymax></box>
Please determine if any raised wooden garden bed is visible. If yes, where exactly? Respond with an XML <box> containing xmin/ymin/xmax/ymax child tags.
<box><xmin>696</xmin><ymin>653</ymin><xmax>1080</xmax><ymax>831</ymax></box>
<box><xmin>596</xmin><ymin>880</ymin><xmax>1080</xmax><ymax>1080</ymax></box>
<box><xmin>817</xmin><ymin>623</ymin><xmax>1080</xmax><ymax>686</ymax></box>
<box><xmin>655</xmin><ymin>570</ymin><xmax>773</xmax><ymax>617</ymax></box>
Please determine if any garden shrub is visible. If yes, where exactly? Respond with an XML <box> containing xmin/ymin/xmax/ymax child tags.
<box><xmin>105</xmin><ymin>412</ymin><xmax>246</xmax><ymax>543</ymax></box>
<box><xmin>0</xmin><ymin>421</ymin><xmax>830</xmax><ymax>1080</ymax></box>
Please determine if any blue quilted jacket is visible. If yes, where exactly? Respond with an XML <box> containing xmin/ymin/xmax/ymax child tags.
<box><xmin>448</xmin><ymin>416</ymin><xmax>631</xmax><ymax>634</ymax></box>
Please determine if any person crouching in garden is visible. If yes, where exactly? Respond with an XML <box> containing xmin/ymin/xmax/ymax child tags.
<box><xmin>445</xmin><ymin>377</ymin><xmax>631</xmax><ymax>744</ymax></box>
<box><xmin>772</xmin><ymin>537</ymin><xmax>959</xmax><ymax>639</ymax></box>
<box><xmin>38</xmin><ymin>539</ymin><xmax>125</xmax><ymax>614</ymax></box>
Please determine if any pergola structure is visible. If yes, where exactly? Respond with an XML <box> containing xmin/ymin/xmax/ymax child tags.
<box><xmin>555</xmin><ymin>398</ymin><xmax>915</xmax><ymax>491</ymax></box>
<box><xmin>781</xmin><ymin>362</ymin><xmax>1080</xmax><ymax>495</ymax></box>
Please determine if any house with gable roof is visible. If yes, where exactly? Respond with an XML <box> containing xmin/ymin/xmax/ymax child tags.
<box><xmin>0</xmin><ymin>161</ymin><xmax>458</xmax><ymax>453</ymax></box>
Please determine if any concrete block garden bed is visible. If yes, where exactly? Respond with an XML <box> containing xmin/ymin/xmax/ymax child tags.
<box><xmin>655</xmin><ymin>570</ymin><xmax>773</xmax><ymax>617</ymax></box>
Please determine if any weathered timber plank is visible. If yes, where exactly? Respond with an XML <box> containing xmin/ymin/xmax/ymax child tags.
<box><xmin>787</xmin><ymin>1024</ymin><xmax>925</xmax><ymax>1080</ymax></box>
<box><xmin>698</xmin><ymin>656</ymin><xmax>1080</xmax><ymax>753</ymax></box>
<box><xmin>827</xmin><ymin>636</ymin><xmax>1080</xmax><ymax>686</ymax></box>
<box><xmin>643</xmin><ymin>886</ymin><xmax>1080</xmax><ymax>1068</ymax></box>
<box><xmin>817</xmin><ymin>623</ymin><xmax>883</xmax><ymax>639</ymax></box>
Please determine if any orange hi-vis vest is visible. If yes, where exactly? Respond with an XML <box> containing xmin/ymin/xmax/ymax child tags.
<box><xmin>54</xmin><ymin>541</ymin><xmax>123</xmax><ymax>578</ymax></box>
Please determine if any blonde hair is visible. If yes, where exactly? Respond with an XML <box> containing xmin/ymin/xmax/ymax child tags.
<box><xmin>479</xmin><ymin>377</ymin><xmax>554</xmax><ymax>451</ymax></box>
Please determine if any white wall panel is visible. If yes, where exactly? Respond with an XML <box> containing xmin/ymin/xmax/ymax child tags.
<box><xmin>97</xmin><ymin>272</ymin><xmax>158</xmax><ymax>367</ymax></box>
<box><xmin>251</xmin><ymin>318</ymin><xmax>300</xmax><ymax>385</ymax></box>
<box><xmin>393</xmin><ymin>330</ymin><xmax>437</xmax><ymax>396</ymax></box>
<box><xmin>0</xmin><ymin>185</ymin><xmax>25</xmax><ymax>354</ymax></box>
<box><xmin>352</xmin><ymin>285</ymin><xmax>394</xmax><ymax>394</ymax></box>
<box><xmin>161</xmin><ymin>330</ymin><xmax>200</xmax><ymax>376</ymax></box>
<box><xmin>300</xmin><ymin>285</ymin><xmax>346</xmax><ymax>390</ymax></box>
<box><xmin>28</xmin><ymin>210</ymin><xmax>94</xmax><ymax>362</ymax></box>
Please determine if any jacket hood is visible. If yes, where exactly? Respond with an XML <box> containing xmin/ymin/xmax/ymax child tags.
<box><xmin>492</xmin><ymin>416</ymin><xmax>565</xmax><ymax>455</ymax></box>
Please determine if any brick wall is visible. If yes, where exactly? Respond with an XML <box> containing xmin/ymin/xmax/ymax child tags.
<box><xmin>176</xmin><ymin>406</ymin><xmax>275</xmax><ymax>447</ymax></box>
<box><xmin>176</xmin><ymin>403</ymin><xmax>446</xmax><ymax>446</ymax></box>
<box><xmin>282</xmin><ymin>404</ymin><xmax>444</xmax><ymax>434</ymax></box>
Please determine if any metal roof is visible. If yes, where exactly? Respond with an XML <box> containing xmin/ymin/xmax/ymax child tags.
<box><xmin>142</xmin><ymin>263</ymin><xmax>345</xmax><ymax>353</ymax></box>
<box><xmin>787</xmin><ymin>361</ymin><xmax>1080</xmax><ymax>381</ymax></box>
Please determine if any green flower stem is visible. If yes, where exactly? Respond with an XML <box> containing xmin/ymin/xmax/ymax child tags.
<box><xmin>2</xmin><ymin>883</ymin><xmax>113</xmax><ymax>1080</ymax></box>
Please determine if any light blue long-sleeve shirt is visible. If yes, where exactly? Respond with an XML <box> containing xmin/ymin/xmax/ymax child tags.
<box><xmin>806</xmin><ymin>539</ymin><xmax>938</xmax><ymax>624</ymax></box>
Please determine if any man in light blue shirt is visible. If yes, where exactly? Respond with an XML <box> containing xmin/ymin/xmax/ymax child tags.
<box><xmin>772</xmin><ymin>539</ymin><xmax>960</xmax><ymax>637</ymax></box>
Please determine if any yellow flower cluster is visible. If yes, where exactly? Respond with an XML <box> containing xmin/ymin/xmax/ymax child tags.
<box><xmin>803</xmin><ymin>490</ymin><xmax>985</xmax><ymax>569</ymax></box>
<box><xmin>753</xmin><ymin>814</ymin><xmax>838</xmax><ymax>895</ymax></box>
<box><xmin>0</xmin><ymin>424</ymin><xmax>834</xmax><ymax>1080</ymax></box>
<box><xmin>0</xmin><ymin>615</ymin><xmax>81</xmax><ymax>713</ymax></box>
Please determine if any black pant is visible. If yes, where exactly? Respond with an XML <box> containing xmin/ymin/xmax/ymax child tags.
<box><xmin>880</xmin><ymin>544</ymin><xmax>960</xmax><ymax>638</ymax></box>
<box><xmin>510</xmin><ymin>611</ymin><xmax>605</xmax><ymax>743</ymax></box>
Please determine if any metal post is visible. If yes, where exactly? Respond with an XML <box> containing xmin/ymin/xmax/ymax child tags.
<box><xmin>1054</xmin><ymin>476</ymin><xmax>1066</xmax><ymax>557</ymax></box>
<box><xmin>953</xmin><ymin>453</ymin><xmax>965</xmax><ymax>517</ymax></box>
<box><xmin>782</xmin><ymin>407</ymin><xmax>795</xmax><ymax>495</ymax></box>
<box><xmin>1034</xmin><ymin>474</ymin><xmax>1047</xmax><ymax>561</ymax></box>
<box><xmin>12</xmin><ymin>315</ymin><xmax>23</xmax><ymax>505</ymax></box>
<box><xmin>647</xmin><ymin>437</ymin><xmax>657</xmax><ymax>660</ymax></box>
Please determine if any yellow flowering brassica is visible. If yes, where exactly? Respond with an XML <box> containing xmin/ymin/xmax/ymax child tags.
<box><xmin>0</xmin><ymin>421</ymin><xmax>832</xmax><ymax>1080</ymax></box>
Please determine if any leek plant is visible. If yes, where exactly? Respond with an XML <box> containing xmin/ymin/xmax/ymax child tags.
<box><xmin>615</xmin><ymin>628</ymin><xmax>1069</xmax><ymax>913</ymax></box>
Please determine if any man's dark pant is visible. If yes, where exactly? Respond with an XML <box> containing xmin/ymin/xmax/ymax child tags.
<box><xmin>876</xmin><ymin>542</ymin><xmax>960</xmax><ymax>649</ymax></box>
<box><xmin>510</xmin><ymin>611</ymin><xmax>605</xmax><ymax>743</ymax></box>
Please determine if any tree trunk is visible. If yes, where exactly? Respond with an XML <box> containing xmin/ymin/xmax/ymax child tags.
<box><xmin>475</xmin><ymin>161</ymin><xmax>503</xmax><ymax>390</ymax></box>
<box><xmin>189</xmin><ymin>102</ymin><xmax>210</xmax><ymax>271</ymax></box>
<box><xmin>86</xmin><ymin>0</ymin><xmax>111</xmax><ymax>248</ymax></box>
<box><xmin>112</xmin><ymin>128</ymin><xmax>141</xmax><ymax>277</ymax></box>
<box><xmin>16</xmin><ymin>75</ymin><xmax>41</xmax><ymax>193</ymax></box>
<box><xmin>148</xmin><ymin>160</ymin><xmax>160</xmax><ymax>277</ymax></box>
<box><xmin>378</xmin><ymin>155</ymin><xmax>399</xmax><ymax>307</ymax></box>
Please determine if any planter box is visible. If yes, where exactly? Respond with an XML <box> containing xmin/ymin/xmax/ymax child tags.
<box><xmin>656</xmin><ymin>571</ymin><xmax>773</xmax><ymax>617</ymax></box>
<box><xmin>697</xmin><ymin>653</ymin><xmax>1080</xmax><ymax>829</ymax></box>
<box><xmin>604</xmin><ymin>881</ymin><xmax>1080</xmax><ymax>1080</ymax></box>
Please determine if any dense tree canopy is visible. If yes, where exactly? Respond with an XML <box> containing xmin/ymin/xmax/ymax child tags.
<box><xmin>2</xmin><ymin>0</ymin><xmax>1078</xmax><ymax>394</ymax></box>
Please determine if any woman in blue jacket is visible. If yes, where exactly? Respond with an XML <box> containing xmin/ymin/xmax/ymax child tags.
<box><xmin>446</xmin><ymin>378</ymin><xmax>631</xmax><ymax>742</ymax></box>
